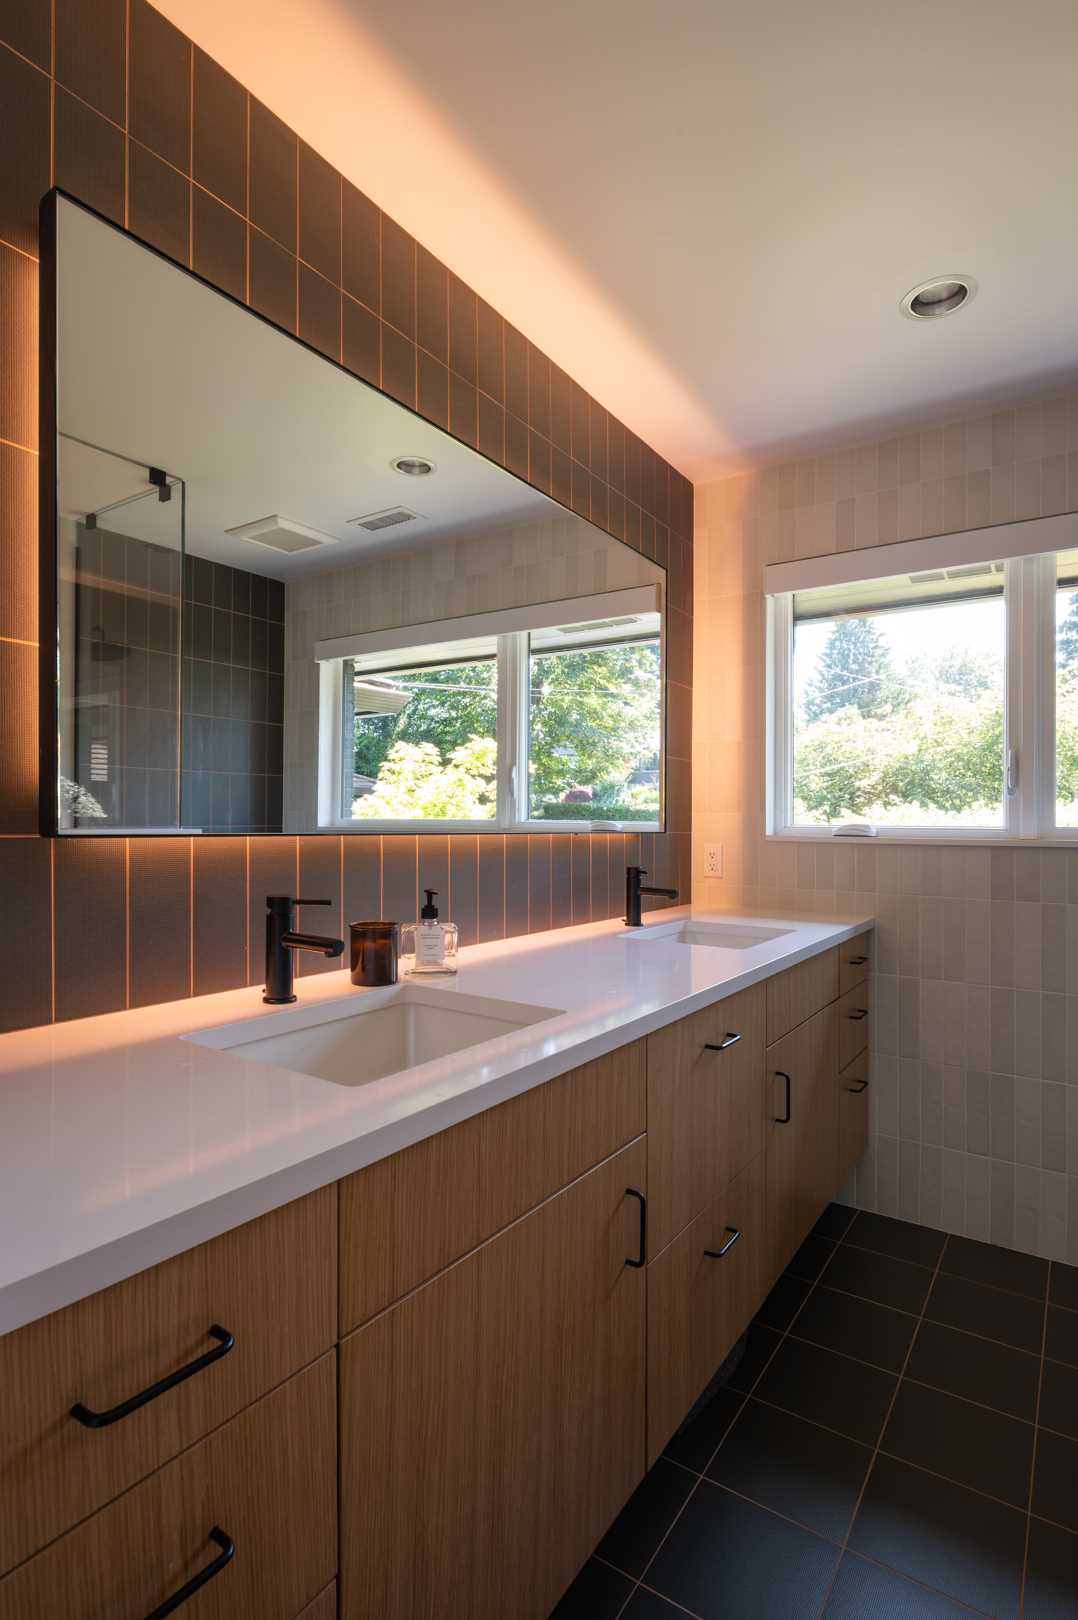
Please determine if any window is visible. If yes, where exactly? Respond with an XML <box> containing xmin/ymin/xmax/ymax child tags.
<box><xmin>317</xmin><ymin>589</ymin><xmax>663</xmax><ymax>830</ymax></box>
<box><xmin>767</xmin><ymin>519</ymin><xmax>1078</xmax><ymax>840</ymax></box>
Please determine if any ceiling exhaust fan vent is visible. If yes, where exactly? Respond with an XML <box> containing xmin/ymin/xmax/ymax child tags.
<box><xmin>348</xmin><ymin>506</ymin><xmax>422</xmax><ymax>533</ymax></box>
<box><xmin>224</xmin><ymin>514</ymin><xmax>339</xmax><ymax>554</ymax></box>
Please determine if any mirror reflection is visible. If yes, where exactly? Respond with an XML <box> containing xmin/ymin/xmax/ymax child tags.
<box><xmin>50</xmin><ymin>197</ymin><xmax>665</xmax><ymax>836</ymax></box>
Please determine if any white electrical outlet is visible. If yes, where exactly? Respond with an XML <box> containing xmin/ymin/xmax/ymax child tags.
<box><xmin>704</xmin><ymin>843</ymin><xmax>724</xmax><ymax>878</ymax></box>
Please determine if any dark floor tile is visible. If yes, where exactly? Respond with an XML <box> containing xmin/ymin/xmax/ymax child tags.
<box><xmin>595</xmin><ymin>1458</ymin><xmax>696</xmax><ymax>1579</ymax></box>
<box><xmin>724</xmin><ymin>1323</ymin><xmax>782</xmax><ymax>1394</ymax></box>
<box><xmin>925</xmin><ymin>1271</ymin><xmax>1044</xmax><ymax>1354</ymax></box>
<box><xmin>1039</xmin><ymin>1358</ymin><xmax>1078</xmax><ymax>1441</ymax></box>
<box><xmin>707</xmin><ymin>1398</ymin><xmax>872</xmax><ymax>1541</ymax></box>
<box><xmin>786</xmin><ymin>1233</ymin><xmax>837</xmax><ymax>1282</ymax></box>
<box><xmin>754</xmin><ymin>1336</ymin><xmax>897</xmax><ymax>1446</ymax></box>
<box><xmin>821</xmin><ymin>1242</ymin><xmax>933</xmax><ymax>1314</ymax></box>
<box><xmin>793</xmin><ymin>1286</ymin><xmax>916</xmax><ymax>1373</ymax></box>
<box><xmin>1024</xmin><ymin>1517</ymin><xmax>1078</xmax><ymax>1619</ymax></box>
<box><xmin>823</xmin><ymin>1552</ymin><xmax>974</xmax><ymax>1618</ymax></box>
<box><xmin>814</xmin><ymin>1202</ymin><xmax>857</xmax><ymax>1241</ymax></box>
<box><xmin>665</xmin><ymin>1386</ymin><xmax>743</xmax><ymax>1473</ymax></box>
<box><xmin>616</xmin><ymin>1592</ymin><xmax>677</xmax><ymax>1619</ymax></box>
<box><xmin>1033</xmin><ymin>1429</ymin><xmax>1078</xmax><ymax>1533</ymax></box>
<box><xmin>941</xmin><ymin>1234</ymin><xmax>1049</xmax><ymax>1300</ymax></box>
<box><xmin>549</xmin><ymin>1557</ymin><xmax>634</xmax><ymax>1619</ymax></box>
<box><xmin>755</xmin><ymin>1272</ymin><xmax>811</xmax><ymax>1332</ymax></box>
<box><xmin>1049</xmin><ymin>1261</ymin><xmax>1078</xmax><ymax>1313</ymax></box>
<box><xmin>846</xmin><ymin>1210</ymin><xmax>947</xmax><ymax>1269</ymax></box>
<box><xmin>881</xmin><ymin>1380</ymin><xmax>1033</xmax><ymax>1508</ymax></box>
<box><xmin>646</xmin><ymin>1481</ymin><xmax>839</xmax><ymax>1620</ymax></box>
<box><xmin>851</xmin><ymin>1455</ymin><xmax>1026</xmax><ymax>1617</ymax></box>
<box><xmin>1045</xmin><ymin>1305</ymin><xmax>1078</xmax><ymax>1368</ymax></box>
<box><xmin>906</xmin><ymin>1319</ymin><xmax>1040</xmax><ymax>1421</ymax></box>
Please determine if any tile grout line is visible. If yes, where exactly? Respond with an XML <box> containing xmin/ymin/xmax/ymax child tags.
<box><xmin>609</xmin><ymin>1210</ymin><xmax>853</xmax><ymax>1619</ymax></box>
<box><xmin>810</xmin><ymin>1221</ymin><xmax>949</xmax><ymax>1618</ymax></box>
<box><xmin>1018</xmin><ymin>1263</ymin><xmax>1052</xmax><ymax>1616</ymax></box>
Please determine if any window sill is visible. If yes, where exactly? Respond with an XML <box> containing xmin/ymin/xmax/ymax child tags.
<box><xmin>321</xmin><ymin>820</ymin><xmax>662</xmax><ymax>835</ymax></box>
<box><xmin>767</xmin><ymin>828</ymin><xmax>1078</xmax><ymax>848</ymax></box>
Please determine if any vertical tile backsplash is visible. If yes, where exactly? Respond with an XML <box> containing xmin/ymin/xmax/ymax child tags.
<box><xmin>694</xmin><ymin>385</ymin><xmax>1078</xmax><ymax>1264</ymax></box>
<box><xmin>0</xmin><ymin>0</ymin><xmax>691</xmax><ymax>1031</ymax></box>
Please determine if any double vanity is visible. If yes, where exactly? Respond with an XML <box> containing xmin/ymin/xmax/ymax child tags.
<box><xmin>0</xmin><ymin>907</ymin><xmax>872</xmax><ymax>1620</ymax></box>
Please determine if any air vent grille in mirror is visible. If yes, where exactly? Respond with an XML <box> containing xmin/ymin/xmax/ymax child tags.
<box><xmin>224</xmin><ymin>514</ymin><xmax>339</xmax><ymax>553</ymax></box>
<box><xmin>348</xmin><ymin>506</ymin><xmax>421</xmax><ymax>532</ymax></box>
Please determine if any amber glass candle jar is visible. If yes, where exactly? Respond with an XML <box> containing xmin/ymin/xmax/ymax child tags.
<box><xmin>349</xmin><ymin>921</ymin><xmax>399</xmax><ymax>987</ymax></box>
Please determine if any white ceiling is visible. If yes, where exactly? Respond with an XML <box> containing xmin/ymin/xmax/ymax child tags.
<box><xmin>158</xmin><ymin>0</ymin><xmax>1078</xmax><ymax>480</ymax></box>
<box><xmin>57</xmin><ymin>199</ymin><xmax>556</xmax><ymax>577</ymax></box>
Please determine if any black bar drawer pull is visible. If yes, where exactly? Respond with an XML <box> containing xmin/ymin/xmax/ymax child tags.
<box><xmin>847</xmin><ymin>1078</ymin><xmax>869</xmax><ymax>1094</ymax></box>
<box><xmin>773</xmin><ymin>1070</ymin><xmax>792</xmax><ymax>1124</ymax></box>
<box><xmin>145</xmin><ymin>1526</ymin><xmax>234</xmax><ymax>1620</ymax></box>
<box><xmin>71</xmin><ymin>1324</ymin><xmax>235</xmax><ymax>1429</ymax></box>
<box><xmin>625</xmin><ymin>1187</ymin><xmax>647</xmax><ymax>1268</ymax></box>
<box><xmin>705</xmin><ymin>1226</ymin><xmax>741</xmax><ymax>1259</ymax></box>
<box><xmin>846</xmin><ymin>1008</ymin><xmax>868</xmax><ymax>1021</ymax></box>
<box><xmin>847</xmin><ymin>955</ymin><xmax>868</xmax><ymax>966</ymax></box>
<box><xmin>704</xmin><ymin>1032</ymin><xmax>741</xmax><ymax>1053</ymax></box>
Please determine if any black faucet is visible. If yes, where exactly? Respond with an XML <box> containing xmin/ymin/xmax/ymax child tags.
<box><xmin>625</xmin><ymin>865</ymin><xmax>679</xmax><ymax>927</ymax></box>
<box><xmin>263</xmin><ymin>895</ymin><xmax>345</xmax><ymax>1004</ymax></box>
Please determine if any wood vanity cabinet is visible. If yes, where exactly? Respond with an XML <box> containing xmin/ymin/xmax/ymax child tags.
<box><xmin>764</xmin><ymin>1006</ymin><xmax>838</xmax><ymax>1283</ymax></box>
<box><xmin>339</xmin><ymin>1139</ymin><xmax>648</xmax><ymax>1620</ymax></box>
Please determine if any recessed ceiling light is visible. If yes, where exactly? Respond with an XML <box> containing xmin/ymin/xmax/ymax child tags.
<box><xmin>900</xmin><ymin>276</ymin><xmax>976</xmax><ymax>320</ymax></box>
<box><xmin>392</xmin><ymin>455</ymin><xmax>435</xmax><ymax>477</ymax></box>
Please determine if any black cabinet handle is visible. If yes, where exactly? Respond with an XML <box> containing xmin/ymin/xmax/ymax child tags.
<box><xmin>846</xmin><ymin>1009</ymin><xmax>868</xmax><ymax>1021</ymax></box>
<box><xmin>705</xmin><ymin>1226</ymin><xmax>741</xmax><ymax>1259</ymax></box>
<box><xmin>704</xmin><ymin>1032</ymin><xmax>741</xmax><ymax>1053</ymax></box>
<box><xmin>144</xmin><ymin>1526</ymin><xmax>234</xmax><ymax>1620</ymax></box>
<box><xmin>71</xmin><ymin>1325</ymin><xmax>235</xmax><ymax>1429</ymax></box>
<box><xmin>847</xmin><ymin>1078</ymin><xmax>869</xmax><ymax>1093</ymax></box>
<box><xmin>847</xmin><ymin>955</ymin><xmax>868</xmax><ymax>966</ymax></box>
<box><xmin>625</xmin><ymin>1187</ymin><xmax>647</xmax><ymax>1268</ymax></box>
<box><xmin>773</xmin><ymin>1070</ymin><xmax>792</xmax><ymax>1124</ymax></box>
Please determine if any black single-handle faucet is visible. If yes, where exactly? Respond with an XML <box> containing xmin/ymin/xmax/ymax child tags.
<box><xmin>264</xmin><ymin>895</ymin><xmax>345</xmax><ymax>1004</ymax></box>
<box><xmin>625</xmin><ymin>865</ymin><xmax>679</xmax><ymax>927</ymax></box>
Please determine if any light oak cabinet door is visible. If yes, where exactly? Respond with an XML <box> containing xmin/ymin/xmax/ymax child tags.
<box><xmin>0</xmin><ymin>1355</ymin><xmax>337</xmax><ymax>1620</ymax></box>
<box><xmin>764</xmin><ymin>1007</ymin><xmax>837</xmax><ymax>1283</ymax></box>
<box><xmin>0</xmin><ymin>1186</ymin><xmax>337</xmax><ymax>1577</ymax></box>
<box><xmin>646</xmin><ymin>1152</ymin><xmax>765</xmax><ymax>1465</ymax></box>
<box><xmin>838</xmin><ymin>1048</ymin><xmax>869</xmax><ymax>1182</ymax></box>
<box><xmin>765</xmin><ymin>948</ymin><xmax>838</xmax><ymax>1045</ymax></box>
<box><xmin>339</xmin><ymin>1140</ymin><xmax>647</xmax><ymax>1620</ymax></box>
<box><xmin>646</xmin><ymin>984</ymin><xmax>765</xmax><ymax>1257</ymax></box>
<box><xmin>339</xmin><ymin>1041</ymin><xmax>645</xmax><ymax>1332</ymax></box>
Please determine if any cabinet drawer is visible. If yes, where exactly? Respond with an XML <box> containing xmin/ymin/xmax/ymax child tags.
<box><xmin>0</xmin><ymin>1186</ymin><xmax>337</xmax><ymax>1577</ymax></box>
<box><xmin>647</xmin><ymin>984</ymin><xmax>765</xmax><ymax>1257</ymax></box>
<box><xmin>339</xmin><ymin>1040</ymin><xmax>645</xmax><ymax>1333</ymax></box>
<box><xmin>766</xmin><ymin>949</ymin><xmax>838</xmax><ymax>1045</ymax></box>
<box><xmin>838</xmin><ymin>1051</ymin><xmax>869</xmax><ymax>1180</ymax></box>
<box><xmin>836</xmin><ymin>984</ymin><xmax>870</xmax><ymax>1072</ymax></box>
<box><xmin>0</xmin><ymin>1354</ymin><xmax>337</xmax><ymax>1620</ymax></box>
<box><xmin>839</xmin><ymin>932</ymin><xmax>872</xmax><ymax>995</ymax></box>
<box><xmin>646</xmin><ymin>1152</ymin><xmax>765</xmax><ymax>1466</ymax></box>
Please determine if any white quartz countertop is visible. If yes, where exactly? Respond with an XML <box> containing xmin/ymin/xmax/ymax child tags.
<box><xmin>0</xmin><ymin>907</ymin><xmax>872</xmax><ymax>1336</ymax></box>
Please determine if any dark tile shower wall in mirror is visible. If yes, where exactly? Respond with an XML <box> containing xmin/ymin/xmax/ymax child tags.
<box><xmin>0</xmin><ymin>0</ymin><xmax>692</xmax><ymax>1030</ymax></box>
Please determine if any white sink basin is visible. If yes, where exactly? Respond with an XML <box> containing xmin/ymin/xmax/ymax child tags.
<box><xmin>184</xmin><ymin>983</ymin><xmax>564</xmax><ymax>1088</ymax></box>
<box><xmin>627</xmin><ymin>920</ymin><xmax>794</xmax><ymax>950</ymax></box>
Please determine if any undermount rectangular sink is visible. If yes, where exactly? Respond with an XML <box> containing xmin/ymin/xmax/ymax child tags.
<box><xmin>628</xmin><ymin>920</ymin><xmax>795</xmax><ymax>950</ymax></box>
<box><xmin>184</xmin><ymin>983</ymin><xmax>564</xmax><ymax>1088</ymax></box>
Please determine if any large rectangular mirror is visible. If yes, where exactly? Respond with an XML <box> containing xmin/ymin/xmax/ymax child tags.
<box><xmin>42</xmin><ymin>194</ymin><xmax>666</xmax><ymax>837</ymax></box>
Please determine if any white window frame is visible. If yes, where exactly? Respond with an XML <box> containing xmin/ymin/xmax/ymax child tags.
<box><xmin>765</xmin><ymin>514</ymin><xmax>1078</xmax><ymax>843</ymax></box>
<box><xmin>315</xmin><ymin>586</ymin><xmax>664</xmax><ymax>834</ymax></box>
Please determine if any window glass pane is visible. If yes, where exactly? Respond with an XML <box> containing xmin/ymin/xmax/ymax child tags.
<box><xmin>1056</xmin><ymin>554</ymin><xmax>1078</xmax><ymax>826</ymax></box>
<box><xmin>791</xmin><ymin>572</ymin><xmax>1005</xmax><ymax>829</ymax></box>
<box><xmin>346</xmin><ymin>654</ymin><xmax>497</xmax><ymax>820</ymax></box>
<box><xmin>528</xmin><ymin>633</ymin><xmax>661</xmax><ymax>821</ymax></box>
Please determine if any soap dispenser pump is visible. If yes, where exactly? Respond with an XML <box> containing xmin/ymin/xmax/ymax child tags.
<box><xmin>403</xmin><ymin>889</ymin><xmax>459</xmax><ymax>976</ymax></box>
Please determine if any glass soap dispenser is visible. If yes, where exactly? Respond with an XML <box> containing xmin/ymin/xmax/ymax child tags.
<box><xmin>402</xmin><ymin>889</ymin><xmax>458</xmax><ymax>976</ymax></box>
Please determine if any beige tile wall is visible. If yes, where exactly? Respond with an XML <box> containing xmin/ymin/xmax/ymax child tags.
<box><xmin>284</xmin><ymin>511</ymin><xmax>661</xmax><ymax>826</ymax></box>
<box><xmin>693</xmin><ymin>381</ymin><xmax>1078</xmax><ymax>1261</ymax></box>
